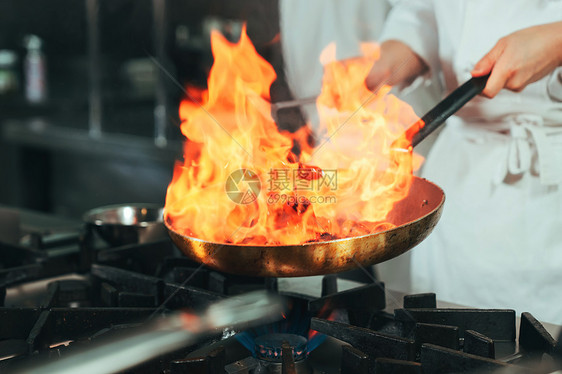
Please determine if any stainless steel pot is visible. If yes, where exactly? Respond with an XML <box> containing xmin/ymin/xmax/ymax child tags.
<box><xmin>83</xmin><ymin>203</ymin><xmax>166</xmax><ymax>246</ymax></box>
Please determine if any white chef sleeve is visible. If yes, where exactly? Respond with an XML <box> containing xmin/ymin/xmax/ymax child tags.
<box><xmin>547</xmin><ymin>67</ymin><xmax>562</xmax><ymax>102</ymax></box>
<box><xmin>379</xmin><ymin>0</ymin><xmax>439</xmax><ymax>77</ymax></box>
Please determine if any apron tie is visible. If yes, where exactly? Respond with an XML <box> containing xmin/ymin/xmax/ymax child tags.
<box><xmin>494</xmin><ymin>114</ymin><xmax>562</xmax><ymax>186</ymax></box>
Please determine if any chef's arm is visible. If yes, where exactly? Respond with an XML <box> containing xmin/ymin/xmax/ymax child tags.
<box><xmin>471</xmin><ymin>21</ymin><xmax>562</xmax><ymax>99</ymax></box>
<box><xmin>365</xmin><ymin>0</ymin><xmax>438</xmax><ymax>91</ymax></box>
<box><xmin>365</xmin><ymin>40</ymin><xmax>428</xmax><ymax>90</ymax></box>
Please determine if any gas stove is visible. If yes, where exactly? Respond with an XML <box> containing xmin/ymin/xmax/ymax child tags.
<box><xmin>0</xmin><ymin>207</ymin><xmax>561</xmax><ymax>373</ymax></box>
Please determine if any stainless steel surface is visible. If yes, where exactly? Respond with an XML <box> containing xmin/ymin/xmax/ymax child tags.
<box><xmin>271</xmin><ymin>96</ymin><xmax>317</xmax><ymax>110</ymax></box>
<box><xmin>253</xmin><ymin>95</ymin><xmax>318</xmax><ymax>122</ymax></box>
<box><xmin>21</xmin><ymin>291</ymin><xmax>285</xmax><ymax>374</ymax></box>
<box><xmin>166</xmin><ymin>176</ymin><xmax>445</xmax><ymax>277</ymax></box>
<box><xmin>83</xmin><ymin>203</ymin><xmax>166</xmax><ymax>246</ymax></box>
<box><xmin>0</xmin><ymin>203</ymin><xmax>83</xmax><ymax>240</ymax></box>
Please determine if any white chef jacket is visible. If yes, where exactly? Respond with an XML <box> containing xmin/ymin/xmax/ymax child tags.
<box><xmin>279</xmin><ymin>0</ymin><xmax>441</xmax><ymax>128</ymax></box>
<box><xmin>381</xmin><ymin>0</ymin><xmax>562</xmax><ymax>324</ymax></box>
<box><xmin>280</xmin><ymin>0</ymin><xmax>389</xmax><ymax>100</ymax></box>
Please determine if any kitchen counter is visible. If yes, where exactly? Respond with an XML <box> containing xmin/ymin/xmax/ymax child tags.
<box><xmin>0</xmin><ymin>204</ymin><xmax>82</xmax><ymax>240</ymax></box>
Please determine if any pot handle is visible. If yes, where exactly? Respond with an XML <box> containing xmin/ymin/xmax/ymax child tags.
<box><xmin>408</xmin><ymin>74</ymin><xmax>490</xmax><ymax>147</ymax></box>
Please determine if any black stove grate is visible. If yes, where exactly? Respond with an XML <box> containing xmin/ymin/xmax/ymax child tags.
<box><xmin>0</xmin><ymin>225</ymin><xmax>560</xmax><ymax>373</ymax></box>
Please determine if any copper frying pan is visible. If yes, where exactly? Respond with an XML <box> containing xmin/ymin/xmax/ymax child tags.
<box><xmin>166</xmin><ymin>176</ymin><xmax>443</xmax><ymax>277</ymax></box>
<box><xmin>165</xmin><ymin>75</ymin><xmax>489</xmax><ymax>277</ymax></box>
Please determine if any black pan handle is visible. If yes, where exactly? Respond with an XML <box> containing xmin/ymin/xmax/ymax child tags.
<box><xmin>408</xmin><ymin>74</ymin><xmax>490</xmax><ymax>147</ymax></box>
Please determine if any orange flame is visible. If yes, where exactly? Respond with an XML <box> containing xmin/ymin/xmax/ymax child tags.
<box><xmin>165</xmin><ymin>27</ymin><xmax>422</xmax><ymax>246</ymax></box>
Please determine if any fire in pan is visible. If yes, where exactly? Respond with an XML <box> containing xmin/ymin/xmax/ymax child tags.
<box><xmin>165</xmin><ymin>75</ymin><xmax>488</xmax><ymax>276</ymax></box>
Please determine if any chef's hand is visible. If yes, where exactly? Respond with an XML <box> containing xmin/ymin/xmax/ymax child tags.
<box><xmin>365</xmin><ymin>40</ymin><xmax>428</xmax><ymax>91</ymax></box>
<box><xmin>472</xmin><ymin>21</ymin><xmax>562</xmax><ymax>98</ymax></box>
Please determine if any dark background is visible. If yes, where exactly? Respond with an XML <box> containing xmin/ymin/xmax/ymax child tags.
<box><xmin>0</xmin><ymin>0</ymin><xmax>282</xmax><ymax>218</ymax></box>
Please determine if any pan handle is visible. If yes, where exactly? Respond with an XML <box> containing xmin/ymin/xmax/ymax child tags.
<box><xmin>407</xmin><ymin>74</ymin><xmax>490</xmax><ymax>147</ymax></box>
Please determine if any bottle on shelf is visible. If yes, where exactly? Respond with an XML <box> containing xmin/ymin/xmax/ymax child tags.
<box><xmin>23</xmin><ymin>34</ymin><xmax>47</xmax><ymax>104</ymax></box>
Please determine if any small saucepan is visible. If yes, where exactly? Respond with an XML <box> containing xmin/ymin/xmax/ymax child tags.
<box><xmin>83</xmin><ymin>203</ymin><xmax>166</xmax><ymax>246</ymax></box>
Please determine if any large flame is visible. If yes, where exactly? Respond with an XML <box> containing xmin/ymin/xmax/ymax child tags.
<box><xmin>165</xmin><ymin>26</ymin><xmax>421</xmax><ymax>246</ymax></box>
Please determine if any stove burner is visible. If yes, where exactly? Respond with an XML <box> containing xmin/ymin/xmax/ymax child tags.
<box><xmin>255</xmin><ymin>333</ymin><xmax>308</xmax><ymax>362</ymax></box>
<box><xmin>2</xmin><ymin>208</ymin><xmax>561</xmax><ymax>374</ymax></box>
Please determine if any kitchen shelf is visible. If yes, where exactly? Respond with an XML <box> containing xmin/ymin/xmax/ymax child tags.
<box><xmin>2</xmin><ymin>118</ymin><xmax>182</xmax><ymax>162</ymax></box>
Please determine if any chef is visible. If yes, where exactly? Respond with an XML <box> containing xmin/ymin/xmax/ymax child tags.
<box><xmin>365</xmin><ymin>0</ymin><xmax>562</xmax><ymax>324</ymax></box>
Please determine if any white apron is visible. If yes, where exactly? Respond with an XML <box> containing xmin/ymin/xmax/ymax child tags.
<box><xmin>382</xmin><ymin>0</ymin><xmax>562</xmax><ymax>324</ymax></box>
